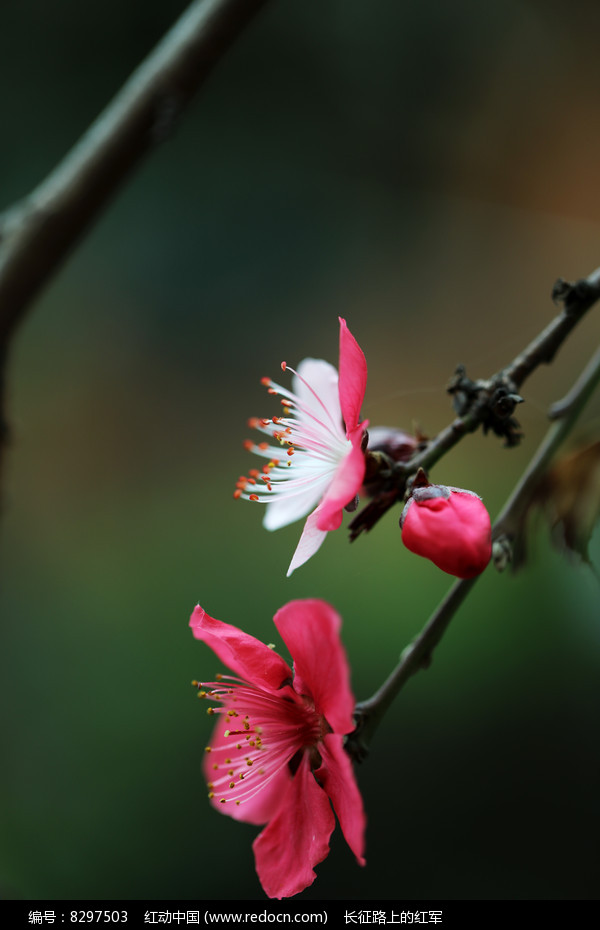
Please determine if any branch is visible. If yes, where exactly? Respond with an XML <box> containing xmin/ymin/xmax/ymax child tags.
<box><xmin>350</xmin><ymin>264</ymin><xmax>600</xmax><ymax>540</ymax></box>
<box><xmin>348</xmin><ymin>341</ymin><xmax>600</xmax><ymax>760</ymax></box>
<box><xmin>0</xmin><ymin>0</ymin><xmax>270</xmax><ymax>485</ymax></box>
<box><xmin>493</xmin><ymin>343</ymin><xmax>600</xmax><ymax>548</ymax></box>
<box><xmin>0</xmin><ymin>0</ymin><xmax>270</xmax><ymax>342</ymax></box>
<box><xmin>503</xmin><ymin>268</ymin><xmax>600</xmax><ymax>387</ymax></box>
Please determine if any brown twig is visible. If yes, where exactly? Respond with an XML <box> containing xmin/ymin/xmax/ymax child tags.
<box><xmin>0</xmin><ymin>0</ymin><xmax>270</xmax><ymax>485</ymax></box>
<box><xmin>347</xmin><ymin>339</ymin><xmax>600</xmax><ymax>761</ymax></box>
<box><xmin>349</xmin><ymin>264</ymin><xmax>600</xmax><ymax>540</ymax></box>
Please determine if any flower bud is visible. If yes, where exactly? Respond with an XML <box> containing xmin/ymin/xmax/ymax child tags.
<box><xmin>366</xmin><ymin>426</ymin><xmax>419</xmax><ymax>462</ymax></box>
<box><xmin>400</xmin><ymin>484</ymin><xmax>492</xmax><ymax>578</ymax></box>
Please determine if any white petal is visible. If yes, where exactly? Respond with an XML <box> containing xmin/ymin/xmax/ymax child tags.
<box><xmin>263</xmin><ymin>482</ymin><xmax>326</xmax><ymax>531</ymax></box>
<box><xmin>286</xmin><ymin>509</ymin><xmax>328</xmax><ymax>576</ymax></box>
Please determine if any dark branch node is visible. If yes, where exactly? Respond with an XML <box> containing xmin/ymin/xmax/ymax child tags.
<box><xmin>446</xmin><ymin>363</ymin><xmax>480</xmax><ymax>416</ymax></box>
<box><xmin>447</xmin><ymin>364</ymin><xmax>523</xmax><ymax>446</ymax></box>
<box><xmin>348</xmin><ymin>488</ymin><xmax>403</xmax><ymax>541</ymax></box>
<box><xmin>482</xmin><ymin>385</ymin><xmax>524</xmax><ymax>446</ymax></box>
<box><xmin>552</xmin><ymin>275</ymin><xmax>600</xmax><ymax>312</ymax></box>
<box><xmin>345</xmin><ymin>706</ymin><xmax>372</xmax><ymax>764</ymax></box>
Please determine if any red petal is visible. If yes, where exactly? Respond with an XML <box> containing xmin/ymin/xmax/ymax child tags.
<box><xmin>317</xmin><ymin>733</ymin><xmax>366</xmax><ymax>866</ymax></box>
<box><xmin>401</xmin><ymin>488</ymin><xmax>492</xmax><ymax>578</ymax></box>
<box><xmin>252</xmin><ymin>754</ymin><xmax>335</xmax><ymax>899</ymax></box>
<box><xmin>274</xmin><ymin>600</ymin><xmax>355</xmax><ymax>734</ymax></box>
<box><xmin>190</xmin><ymin>605</ymin><xmax>292</xmax><ymax>692</ymax></box>
<box><xmin>338</xmin><ymin>317</ymin><xmax>367</xmax><ymax>434</ymax></box>
<box><xmin>315</xmin><ymin>428</ymin><xmax>367</xmax><ymax>532</ymax></box>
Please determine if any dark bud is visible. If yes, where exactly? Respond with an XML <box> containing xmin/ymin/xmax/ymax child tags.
<box><xmin>366</xmin><ymin>426</ymin><xmax>420</xmax><ymax>462</ymax></box>
<box><xmin>482</xmin><ymin>386</ymin><xmax>523</xmax><ymax>447</ymax></box>
<box><xmin>447</xmin><ymin>364</ymin><xmax>480</xmax><ymax>417</ymax></box>
<box><xmin>344</xmin><ymin>494</ymin><xmax>360</xmax><ymax>514</ymax></box>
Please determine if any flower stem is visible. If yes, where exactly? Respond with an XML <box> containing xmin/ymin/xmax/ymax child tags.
<box><xmin>350</xmin><ymin>575</ymin><xmax>477</xmax><ymax>758</ymax></box>
<box><xmin>349</xmin><ymin>341</ymin><xmax>600</xmax><ymax>759</ymax></box>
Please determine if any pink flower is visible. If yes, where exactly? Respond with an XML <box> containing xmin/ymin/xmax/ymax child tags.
<box><xmin>234</xmin><ymin>318</ymin><xmax>368</xmax><ymax>575</ymax></box>
<box><xmin>190</xmin><ymin>599</ymin><xmax>366</xmax><ymax>899</ymax></box>
<box><xmin>400</xmin><ymin>483</ymin><xmax>492</xmax><ymax>578</ymax></box>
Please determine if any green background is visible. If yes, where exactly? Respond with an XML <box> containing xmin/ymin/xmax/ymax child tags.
<box><xmin>1</xmin><ymin>0</ymin><xmax>599</xmax><ymax>901</ymax></box>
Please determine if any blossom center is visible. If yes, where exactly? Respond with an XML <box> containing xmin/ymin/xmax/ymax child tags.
<box><xmin>195</xmin><ymin>676</ymin><xmax>324</xmax><ymax>808</ymax></box>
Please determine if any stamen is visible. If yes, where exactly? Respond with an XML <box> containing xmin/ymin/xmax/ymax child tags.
<box><xmin>201</xmin><ymin>674</ymin><xmax>325</xmax><ymax>810</ymax></box>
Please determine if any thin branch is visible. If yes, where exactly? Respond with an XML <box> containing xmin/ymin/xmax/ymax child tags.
<box><xmin>0</xmin><ymin>0</ymin><xmax>270</xmax><ymax>343</ymax></box>
<box><xmin>0</xmin><ymin>0</ymin><xmax>270</xmax><ymax>490</ymax></box>
<box><xmin>349</xmin><ymin>264</ymin><xmax>600</xmax><ymax>540</ymax></box>
<box><xmin>493</xmin><ymin>344</ymin><xmax>600</xmax><ymax>544</ymax></box>
<box><xmin>348</xmin><ymin>576</ymin><xmax>477</xmax><ymax>760</ymax></box>
<box><xmin>348</xmin><ymin>341</ymin><xmax>600</xmax><ymax>760</ymax></box>
<box><xmin>503</xmin><ymin>267</ymin><xmax>600</xmax><ymax>387</ymax></box>
<box><xmin>548</xmin><ymin>343</ymin><xmax>600</xmax><ymax>420</ymax></box>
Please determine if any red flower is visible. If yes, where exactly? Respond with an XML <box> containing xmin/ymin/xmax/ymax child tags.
<box><xmin>235</xmin><ymin>318</ymin><xmax>368</xmax><ymax>575</ymax></box>
<box><xmin>189</xmin><ymin>599</ymin><xmax>366</xmax><ymax>899</ymax></box>
<box><xmin>400</xmin><ymin>484</ymin><xmax>492</xmax><ymax>578</ymax></box>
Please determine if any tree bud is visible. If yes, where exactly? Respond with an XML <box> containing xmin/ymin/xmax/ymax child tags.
<box><xmin>400</xmin><ymin>484</ymin><xmax>492</xmax><ymax>578</ymax></box>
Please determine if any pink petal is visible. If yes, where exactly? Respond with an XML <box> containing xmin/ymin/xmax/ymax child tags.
<box><xmin>338</xmin><ymin>317</ymin><xmax>368</xmax><ymax>434</ymax></box>
<box><xmin>203</xmin><ymin>715</ymin><xmax>292</xmax><ymax>826</ymax></box>
<box><xmin>317</xmin><ymin>733</ymin><xmax>366</xmax><ymax>866</ymax></box>
<box><xmin>189</xmin><ymin>605</ymin><xmax>292</xmax><ymax>692</ymax></box>
<box><xmin>273</xmin><ymin>600</ymin><xmax>355</xmax><ymax>735</ymax></box>
<box><xmin>315</xmin><ymin>429</ymin><xmax>367</xmax><ymax>532</ymax></box>
<box><xmin>286</xmin><ymin>508</ymin><xmax>328</xmax><ymax>576</ymax></box>
<box><xmin>252</xmin><ymin>754</ymin><xmax>335</xmax><ymax>899</ymax></box>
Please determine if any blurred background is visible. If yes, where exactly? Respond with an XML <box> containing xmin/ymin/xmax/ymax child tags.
<box><xmin>1</xmin><ymin>0</ymin><xmax>599</xmax><ymax>902</ymax></box>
